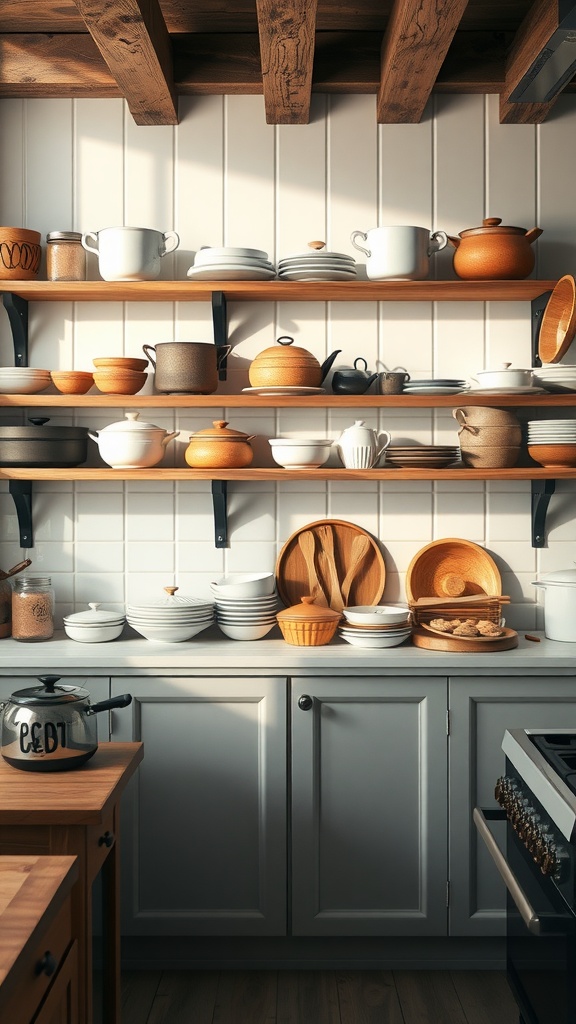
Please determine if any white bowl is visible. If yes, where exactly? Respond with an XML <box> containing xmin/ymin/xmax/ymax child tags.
<box><xmin>210</xmin><ymin>573</ymin><xmax>276</xmax><ymax>598</ymax></box>
<box><xmin>216</xmin><ymin>614</ymin><xmax>278</xmax><ymax>623</ymax></box>
<box><xmin>128</xmin><ymin>620</ymin><xmax>213</xmax><ymax>642</ymax></box>
<box><xmin>0</xmin><ymin>372</ymin><xmax>51</xmax><ymax>394</ymax></box>
<box><xmin>64</xmin><ymin>622</ymin><xmax>125</xmax><ymax>643</ymax></box>
<box><xmin>339</xmin><ymin>631</ymin><xmax>411</xmax><ymax>648</ymax></box>
<box><xmin>217</xmin><ymin>621</ymin><xmax>277</xmax><ymax>640</ymax></box>
<box><xmin>343</xmin><ymin>604</ymin><xmax>410</xmax><ymax>625</ymax></box>
<box><xmin>470</xmin><ymin>366</ymin><xmax>534</xmax><ymax>389</ymax></box>
<box><xmin>268</xmin><ymin>439</ymin><xmax>333</xmax><ymax>469</ymax></box>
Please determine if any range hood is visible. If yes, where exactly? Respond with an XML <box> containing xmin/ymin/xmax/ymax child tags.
<box><xmin>510</xmin><ymin>1</ymin><xmax>576</xmax><ymax>102</ymax></box>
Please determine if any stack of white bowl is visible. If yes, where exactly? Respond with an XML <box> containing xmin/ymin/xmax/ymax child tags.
<box><xmin>63</xmin><ymin>602</ymin><xmax>126</xmax><ymax>643</ymax></box>
<box><xmin>339</xmin><ymin>605</ymin><xmax>412</xmax><ymax>649</ymax></box>
<box><xmin>126</xmin><ymin>587</ymin><xmax>214</xmax><ymax>643</ymax></box>
<box><xmin>0</xmin><ymin>367</ymin><xmax>51</xmax><ymax>395</ymax></box>
<box><xmin>210</xmin><ymin>573</ymin><xmax>278</xmax><ymax>640</ymax></box>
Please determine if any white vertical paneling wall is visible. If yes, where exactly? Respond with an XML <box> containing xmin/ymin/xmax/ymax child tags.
<box><xmin>1</xmin><ymin>92</ymin><xmax>576</xmax><ymax>628</ymax></box>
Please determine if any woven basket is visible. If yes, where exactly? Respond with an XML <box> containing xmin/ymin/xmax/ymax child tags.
<box><xmin>409</xmin><ymin>599</ymin><xmax>504</xmax><ymax>628</ymax></box>
<box><xmin>406</xmin><ymin>538</ymin><xmax>501</xmax><ymax>603</ymax></box>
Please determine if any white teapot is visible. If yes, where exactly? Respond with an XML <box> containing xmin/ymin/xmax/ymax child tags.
<box><xmin>335</xmin><ymin>420</ymin><xmax>391</xmax><ymax>469</ymax></box>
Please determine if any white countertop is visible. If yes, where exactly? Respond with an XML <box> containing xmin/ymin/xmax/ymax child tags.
<box><xmin>0</xmin><ymin>628</ymin><xmax>574</xmax><ymax>676</ymax></box>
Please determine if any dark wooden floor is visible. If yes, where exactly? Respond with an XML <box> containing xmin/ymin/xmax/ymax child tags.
<box><xmin>119</xmin><ymin>969</ymin><xmax>520</xmax><ymax>1024</ymax></box>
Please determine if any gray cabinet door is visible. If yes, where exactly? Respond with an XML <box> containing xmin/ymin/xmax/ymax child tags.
<box><xmin>111</xmin><ymin>675</ymin><xmax>287</xmax><ymax>936</ymax></box>
<box><xmin>449</xmin><ymin>674</ymin><xmax>576</xmax><ymax>936</ymax></box>
<box><xmin>291</xmin><ymin>676</ymin><xmax>448</xmax><ymax>936</ymax></box>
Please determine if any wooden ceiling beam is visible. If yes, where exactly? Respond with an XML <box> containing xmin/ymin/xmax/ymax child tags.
<box><xmin>0</xmin><ymin>33</ymin><xmax>119</xmax><ymax>94</ymax></box>
<box><xmin>255</xmin><ymin>0</ymin><xmax>318</xmax><ymax>124</ymax></box>
<box><xmin>377</xmin><ymin>0</ymin><xmax>470</xmax><ymax>123</ymax></box>
<box><xmin>500</xmin><ymin>0</ymin><xmax>562</xmax><ymax>124</ymax></box>
<box><xmin>71</xmin><ymin>0</ymin><xmax>178</xmax><ymax>125</ymax></box>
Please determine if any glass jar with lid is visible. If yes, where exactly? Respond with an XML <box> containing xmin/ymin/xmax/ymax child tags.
<box><xmin>11</xmin><ymin>576</ymin><xmax>55</xmax><ymax>642</ymax></box>
<box><xmin>46</xmin><ymin>231</ymin><xmax>86</xmax><ymax>281</ymax></box>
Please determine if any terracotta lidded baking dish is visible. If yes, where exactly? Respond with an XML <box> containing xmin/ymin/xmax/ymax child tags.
<box><xmin>448</xmin><ymin>217</ymin><xmax>542</xmax><ymax>280</ymax></box>
<box><xmin>184</xmin><ymin>420</ymin><xmax>255</xmax><ymax>468</ymax></box>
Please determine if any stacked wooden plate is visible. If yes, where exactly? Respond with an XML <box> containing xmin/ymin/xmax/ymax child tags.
<box><xmin>386</xmin><ymin>445</ymin><xmax>461</xmax><ymax>468</ymax></box>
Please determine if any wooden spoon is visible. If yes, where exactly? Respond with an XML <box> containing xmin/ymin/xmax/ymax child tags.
<box><xmin>340</xmin><ymin>535</ymin><xmax>370</xmax><ymax>606</ymax></box>
<box><xmin>298</xmin><ymin>531</ymin><xmax>328</xmax><ymax>606</ymax></box>
<box><xmin>317</xmin><ymin>524</ymin><xmax>344</xmax><ymax>611</ymax></box>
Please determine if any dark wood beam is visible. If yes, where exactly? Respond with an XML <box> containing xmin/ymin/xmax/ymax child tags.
<box><xmin>500</xmin><ymin>0</ymin><xmax>562</xmax><ymax>123</ymax></box>
<box><xmin>72</xmin><ymin>0</ymin><xmax>178</xmax><ymax>125</ymax></box>
<box><xmin>255</xmin><ymin>0</ymin><xmax>318</xmax><ymax>124</ymax></box>
<box><xmin>377</xmin><ymin>0</ymin><xmax>470</xmax><ymax>122</ymax></box>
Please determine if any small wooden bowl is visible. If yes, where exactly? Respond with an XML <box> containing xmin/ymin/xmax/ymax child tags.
<box><xmin>93</xmin><ymin>357</ymin><xmax>149</xmax><ymax>372</ymax></box>
<box><xmin>538</xmin><ymin>275</ymin><xmax>576</xmax><ymax>364</ymax></box>
<box><xmin>406</xmin><ymin>539</ymin><xmax>502</xmax><ymax>602</ymax></box>
<box><xmin>528</xmin><ymin>443</ymin><xmax>576</xmax><ymax>468</ymax></box>
<box><xmin>93</xmin><ymin>371</ymin><xmax>147</xmax><ymax>395</ymax></box>
<box><xmin>0</xmin><ymin>227</ymin><xmax>41</xmax><ymax>280</ymax></box>
<box><xmin>50</xmin><ymin>370</ymin><xmax>94</xmax><ymax>395</ymax></box>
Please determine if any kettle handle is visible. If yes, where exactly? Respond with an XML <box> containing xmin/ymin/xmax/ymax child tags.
<box><xmin>350</xmin><ymin>231</ymin><xmax>370</xmax><ymax>257</ymax></box>
<box><xmin>87</xmin><ymin>694</ymin><xmax>132</xmax><ymax>716</ymax></box>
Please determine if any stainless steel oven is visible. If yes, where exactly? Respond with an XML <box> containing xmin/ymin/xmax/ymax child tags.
<box><xmin>475</xmin><ymin>729</ymin><xmax>576</xmax><ymax>1024</ymax></box>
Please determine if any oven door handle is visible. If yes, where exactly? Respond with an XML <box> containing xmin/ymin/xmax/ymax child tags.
<box><xmin>473</xmin><ymin>806</ymin><xmax>541</xmax><ymax>936</ymax></box>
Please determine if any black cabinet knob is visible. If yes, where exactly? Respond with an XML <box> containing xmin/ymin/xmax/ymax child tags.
<box><xmin>98</xmin><ymin>830</ymin><xmax>115</xmax><ymax>848</ymax></box>
<box><xmin>36</xmin><ymin>951</ymin><xmax>57</xmax><ymax>977</ymax></box>
<box><xmin>298</xmin><ymin>694</ymin><xmax>313</xmax><ymax>711</ymax></box>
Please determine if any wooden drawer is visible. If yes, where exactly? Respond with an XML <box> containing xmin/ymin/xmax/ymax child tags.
<box><xmin>33</xmin><ymin>940</ymin><xmax>78</xmax><ymax>1024</ymax></box>
<box><xmin>86</xmin><ymin>808</ymin><xmax>116</xmax><ymax>882</ymax></box>
<box><xmin>0</xmin><ymin>897</ymin><xmax>72</xmax><ymax>1024</ymax></box>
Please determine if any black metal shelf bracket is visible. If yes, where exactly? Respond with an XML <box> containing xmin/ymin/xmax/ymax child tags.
<box><xmin>212</xmin><ymin>291</ymin><xmax>228</xmax><ymax>380</ymax></box>
<box><xmin>2</xmin><ymin>292</ymin><xmax>29</xmax><ymax>366</ymax></box>
<box><xmin>531</xmin><ymin>478</ymin><xmax>556</xmax><ymax>547</ymax></box>
<box><xmin>9</xmin><ymin>480</ymin><xmax>33</xmax><ymax>548</ymax></box>
<box><xmin>531</xmin><ymin>290</ymin><xmax>552</xmax><ymax>368</ymax></box>
<box><xmin>211</xmin><ymin>480</ymin><xmax>228</xmax><ymax>548</ymax></box>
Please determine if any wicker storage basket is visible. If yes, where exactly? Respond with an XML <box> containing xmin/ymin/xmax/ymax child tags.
<box><xmin>277</xmin><ymin>596</ymin><xmax>341</xmax><ymax>646</ymax></box>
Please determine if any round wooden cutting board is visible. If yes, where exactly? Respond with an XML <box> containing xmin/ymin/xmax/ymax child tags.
<box><xmin>412</xmin><ymin>624</ymin><xmax>518</xmax><ymax>653</ymax></box>
<box><xmin>275</xmin><ymin>519</ymin><xmax>385</xmax><ymax>609</ymax></box>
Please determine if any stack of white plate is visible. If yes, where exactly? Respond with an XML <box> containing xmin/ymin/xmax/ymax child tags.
<box><xmin>277</xmin><ymin>250</ymin><xmax>357</xmax><ymax>282</ymax></box>
<box><xmin>186</xmin><ymin>246</ymin><xmax>276</xmax><ymax>281</ymax></box>
<box><xmin>527</xmin><ymin>419</ymin><xmax>576</xmax><ymax>443</ymax></box>
<box><xmin>386</xmin><ymin>445</ymin><xmax>461</xmax><ymax>468</ymax></box>
<box><xmin>210</xmin><ymin>591</ymin><xmax>279</xmax><ymax>641</ymax></box>
<box><xmin>533</xmin><ymin>364</ymin><xmax>576</xmax><ymax>392</ymax></box>
<box><xmin>338</xmin><ymin>621</ymin><xmax>412</xmax><ymax>649</ymax></box>
<box><xmin>403</xmin><ymin>378</ymin><xmax>466</xmax><ymax>396</ymax></box>
<box><xmin>0</xmin><ymin>367</ymin><xmax>51</xmax><ymax>395</ymax></box>
<box><xmin>126</xmin><ymin>588</ymin><xmax>214</xmax><ymax>643</ymax></box>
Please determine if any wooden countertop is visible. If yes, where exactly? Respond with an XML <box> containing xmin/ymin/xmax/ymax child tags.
<box><xmin>0</xmin><ymin>742</ymin><xmax>144</xmax><ymax>825</ymax></box>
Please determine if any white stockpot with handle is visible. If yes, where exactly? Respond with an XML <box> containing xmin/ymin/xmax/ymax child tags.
<box><xmin>88</xmin><ymin>411</ymin><xmax>179</xmax><ymax>469</ymax></box>
<box><xmin>531</xmin><ymin>569</ymin><xmax>576</xmax><ymax>641</ymax></box>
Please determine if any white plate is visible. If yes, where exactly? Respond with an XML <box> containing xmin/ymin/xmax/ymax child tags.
<box><xmin>464</xmin><ymin>386</ymin><xmax>547</xmax><ymax>395</ymax></box>
<box><xmin>278</xmin><ymin>269</ymin><xmax>357</xmax><ymax>281</ymax></box>
<box><xmin>402</xmin><ymin>386</ymin><xmax>465</xmax><ymax>395</ymax></box>
<box><xmin>186</xmin><ymin>265</ymin><xmax>276</xmax><ymax>280</ymax></box>
<box><xmin>280</xmin><ymin>250</ymin><xmax>354</xmax><ymax>261</ymax></box>
<box><xmin>193</xmin><ymin>255</ymin><xmax>274</xmax><ymax>268</ymax></box>
<box><xmin>242</xmin><ymin>386</ymin><xmax>326</xmax><ymax>396</ymax></box>
<box><xmin>195</xmin><ymin>246</ymin><xmax>268</xmax><ymax>260</ymax></box>
<box><xmin>278</xmin><ymin>261</ymin><xmax>355</xmax><ymax>271</ymax></box>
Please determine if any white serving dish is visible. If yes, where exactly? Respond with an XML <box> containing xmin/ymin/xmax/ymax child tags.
<box><xmin>339</xmin><ymin>630</ymin><xmax>411</xmax><ymax>648</ymax></box>
<box><xmin>217</xmin><ymin>621</ymin><xmax>277</xmax><ymax>640</ymax></box>
<box><xmin>469</xmin><ymin>363</ymin><xmax>534</xmax><ymax>389</ymax></box>
<box><xmin>210</xmin><ymin>573</ymin><xmax>276</xmax><ymax>598</ymax></box>
<box><xmin>64</xmin><ymin>621</ymin><xmax>125</xmax><ymax>643</ymax></box>
<box><xmin>343</xmin><ymin>604</ymin><xmax>410</xmax><ymax>625</ymax></box>
<box><xmin>128</xmin><ymin>620</ymin><xmax>213</xmax><ymax>642</ymax></box>
<box><xmin>268</xmin><ymin>438</ymin><xmax>333</xmax><ymax>469</ymax></box>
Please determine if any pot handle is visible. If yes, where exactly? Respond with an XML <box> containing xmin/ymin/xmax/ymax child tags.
<box><xmin>160</xmin><ymin>231</ymin><xmax>180</xmax><ymax>256</ymax></box>
<box><xmin>81</xmin><ymin>231</ymin><xmax>99</xmax><ymax>256</ymax></box>
<box><xmin>447</xmin><ymin>235</ymin><xmax>460</xmax><ymax>249</ymax></box>
<box><xmin>525</xmin><ymin>227</ymin><xmax>543</xmax><ymax>245</ymax></box>
<box><xmin>428</xmin><ymin>230</ymin><xmax>448</xmax><ymax>255</ymax></box>
<box><xmin>531</xmin><ymin>581</ymin><xmax>545</xmax><ymax>589</ymax></box>
<box><xmin>87</xmin><ymin>694</ymin><xmax>132</xmax><ymax>716</ymax></box>
<box><xmin>142</xmin><ymin>344</ymin><xmax>157</xmax><ymax>369</ymax></box>
<box><xmin>217</xmin><ymin>344</ymin><xmax>232</xmax><ymax>367</ymax></box>
<box><xmin>88</xmin><ymin>430</ymin><xmax>99</xmax><ymax>444</ymax></box>
<box><xmin>350</xmin><ymin>231</ymin><xmax>370</xmax><ymax>258</ymax></box>
<box><xmin>161</xmin><ymin>430</ymin><xmax>180</xmax><ymax>449</ymax></box>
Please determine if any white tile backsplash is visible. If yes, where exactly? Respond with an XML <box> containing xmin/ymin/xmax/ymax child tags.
<box><xmin>2</xmin><ymin>92</ymin><xmax>576</xmax><ymax>625</ymax></box>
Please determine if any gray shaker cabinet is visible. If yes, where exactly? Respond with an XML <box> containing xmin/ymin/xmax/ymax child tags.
<box><xmin>110</xmin><ymin>675</ymin><xmax>287</xmax><ymax>936</ymax></box>
<box><xmin>448</xmin><ymin>674</ymin><xmax>576</xmax><ymax>937</ymax></box>
<box><xmin>290</xmin><ymin>676</ymin><xmax>448</xmax><ymax>937</ymax></box>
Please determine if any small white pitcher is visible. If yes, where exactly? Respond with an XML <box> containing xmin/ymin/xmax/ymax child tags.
<box><xmin>335</xmin><ymin>420</ymin><xmax>392</xmax><ymax>469</ymax></box>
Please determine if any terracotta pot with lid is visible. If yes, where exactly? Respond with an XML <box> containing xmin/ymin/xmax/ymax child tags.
<box><xmin>448</xmin><ymin>217</ymin><xmax>542</xmax><ymax>280</ymax></box>
<box><xmin>184</xmin><ymin>420</ymin><xmax>255</xmax><ymax>468</ymax></box>
<box><xmin>276</xmin><ymin>595</ymin><xmax>341</xmax><ymax>646</ymax></box>
<box><xmin>248</xmin><ymin>336</ymin><xmax>341</xmax><ymax>388</ymax></box>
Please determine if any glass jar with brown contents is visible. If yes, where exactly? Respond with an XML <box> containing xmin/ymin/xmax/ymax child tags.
<box><xmin>46</xmin><ymin>231</ymin><xmax>86</xmax><ymax>281</ymax></box>
<box><xmin>12</xmin><ymin>576</ymin><xmax>55</xmax><ymax>642</ymax></box>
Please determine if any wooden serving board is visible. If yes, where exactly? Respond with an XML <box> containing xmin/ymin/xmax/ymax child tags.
<box><xmin>411</xmin><ymin>625</ymin><xmax>518</xmax><ymax>653</ymax></box>
<box><xmin>276</xmin><ymin>519</ymin><xmax>385</xmax><ymax>609</ymax></box>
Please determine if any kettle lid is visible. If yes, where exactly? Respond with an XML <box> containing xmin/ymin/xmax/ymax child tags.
<box><xmin>9</xmin><ymin>675</ymin><xmax>89</xmax><ymax>706</ymax></box>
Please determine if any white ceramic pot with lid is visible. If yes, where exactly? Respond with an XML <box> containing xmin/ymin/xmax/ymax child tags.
<box><xmin>63</xmin><ymin>603</ymin><xmax>126</xmax><ymax>643</ymax></box>
<box><xmin>88</xmin><ymin>411</ymin><xmax>179</xmax><ymax>468</ymax></box>
<box><xmin>531</xmin><ymin>569</ymin><xmax>576</xmax><ymax>641</ymax></box>
<box><xmin>469</xmin><ymin>362</ymin><xmax>534</xmax><ymax>389</ymax></box>
<box><xmin>335</xmin><ymin>420</ymin><xmax>392</xmax><ymax>469</ymax></box>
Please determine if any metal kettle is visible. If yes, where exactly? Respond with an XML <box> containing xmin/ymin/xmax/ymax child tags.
<box><xmin>0</xmin><ymin>675</ymin><xmax>132</xmax><ymax>772</ymax></box>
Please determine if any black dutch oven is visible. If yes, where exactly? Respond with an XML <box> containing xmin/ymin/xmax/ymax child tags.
<box><xmin>0</xmin><ymin>416</ymin><xmax>89</xmax><ymax>466</ymax></box>
<box><xmin>0</xmin><ymin>675</ymin><xmax>132</xmax><ymax>771</ymax></box>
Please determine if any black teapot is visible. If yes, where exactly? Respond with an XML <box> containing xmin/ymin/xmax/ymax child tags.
<box><xmin>331</xmin><ymin>358</ymin><xmax>379</xmax><ymax>395</ymax></box>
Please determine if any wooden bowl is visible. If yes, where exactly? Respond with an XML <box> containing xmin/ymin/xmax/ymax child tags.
<box><xmin>527</xmin><ymin>443</ymin><xmax>576</xmax><ymax>467</ymax></box>
<box><xmin>93</xmin><ymin>370</ymin><xmax>147</xmax><ymax>395</ymax></box>
<box><xmin>50</xmin><ymin>370</ymin><xmax>94</xmax><ymax>395</ymax></box>
<box><xmin>538</xmin><ymin>275</ymin><xmax>576</xmax><ymax>364</ymax></box>
<box><xmin>0</xmin><ymin>227</ymin><xmax>41</xmax><ymax>280</ymax></box>
<box><xmin>406</xmin><ymin>539</ymin><xmax>501</xmax><ymax>602</ymax></box>
<box><xmin>93</xmin><ymin>357</ymin><xmax>149</xmax><ymax>372</ymax></box>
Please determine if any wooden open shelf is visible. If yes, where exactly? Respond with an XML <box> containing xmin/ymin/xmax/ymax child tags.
<box><xmin>0</xmin><ymin>466</ymin><xmax>574</xmax><ymax>482</ymax></box>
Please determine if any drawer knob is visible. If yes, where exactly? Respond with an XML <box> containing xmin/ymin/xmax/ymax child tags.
<box><xmin>298</xmin><ymin>694</ymin><xmax>313</xmax><ymax>711</ymax></box>
<box><xmin>36</xmin><ymin>951</ymin><xmax>57</xmax><ymax>977</ymax></box>
<box><xmin>98</xmin><ymin>830</ymin><xmax>115</xmax><ymax>848</ymax></box>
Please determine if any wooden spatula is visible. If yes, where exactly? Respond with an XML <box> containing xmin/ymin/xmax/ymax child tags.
<box><xmin>298</xmin><ymin>530</ymin><xmax>328</xmax><ymax>606</ymax></box>
<box><xmin>341</xmin><ymin>535</ymin><xmax>370</xmax><ymax>606</ymax></box>
<box><xmin>317</xmin><ymin>524</ymin><xmax>344</xmax><ymax>611</ymax></box>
